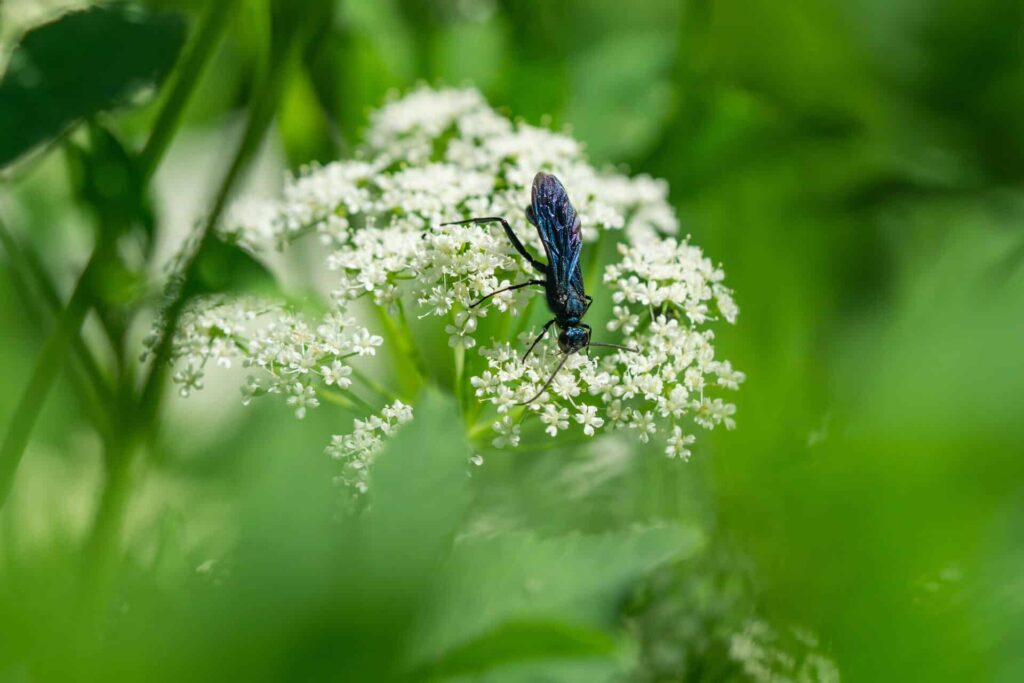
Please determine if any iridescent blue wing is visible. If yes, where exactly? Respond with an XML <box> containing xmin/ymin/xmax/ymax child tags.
<box><xmin>528</xmin><ymin>172</ymin><xmax>584</xmax><ymax>294</ymax></box>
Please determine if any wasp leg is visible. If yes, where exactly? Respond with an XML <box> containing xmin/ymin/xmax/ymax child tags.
<box><xmin>442</xmin><ymin>217</ymin><xmax>547</xmax><ymax>275</ymax></box>
<box><xmin>523</xmin><ymin>318</ymin><xmax>556</xmax><ymax>362</ymax></box>
<box><xmin>517</xmin><ymin>351</ymin><xmax>571</xmax><ymax>405</ymax></box>
<box><xmin>470</xmin><ymin>280</ymin><xmax>545</xmax><ymax>309</ymax></box>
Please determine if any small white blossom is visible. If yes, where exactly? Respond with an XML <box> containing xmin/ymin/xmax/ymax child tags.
<box><xmin>320</xmin><ymin>361</ymin><xmax>353</xmax><ymax>388</ymax></box>
<box><xmin>351</xmin><ymin>329</ymin><xmax>384</xmax><ymax>356</ymax></box>
<box><xmin>574</xmin><ymin>404</ymin><xmax>605</xmax><ymax>436</ymax></box>
<box><xmin>165</xmin><ymin>297</ymin><xmax>376</xmax><ymax>419</ymax></box>
<box><xmin>665</xmin><ymin>425</ymin><xmax>696</xmax><ymax>460</ymax></box>
<box><xmin>729</xmin><ymin>619</ymin><xmax>841</xmax><ymax>683</ymax></box>
<box><xmin>491</xmin><ymin>415</ymin><xmax>521</xmax><ymax>449</ymax></box>
<box><xmin>285</xmin><ymin>382</ymin><xmax>319</xmax><ymax>419</ymax></box>
<box><xmin>326</xmin><ymin>400</ymin><xmax>413</xmax><ymax>494</ymax></box>
<box><xmin>539</xmin><ymin>403</ymin><xmax>570</xmax><ymax>437</ymax></box>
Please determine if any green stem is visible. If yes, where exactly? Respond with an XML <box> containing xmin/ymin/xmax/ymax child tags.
<box><xmin>139</xmin><ymin>0</ymin><xmax>239</xmax><ymax>181</ymax></box>
<box><xmin>0</xmin><ymin>252</ymin><xmax>100</xmax><ymax>509</ymax></box>
<box><xmin>466</xmin><ymin>418</ymin><xmax>494</xmax><ymax>441</ymax></box>
<box><xmin>78</xmin><ymin>433</ymin><xmax>137</xmax><ymax>625</ymax></box>
<box><xmin>0</xmin><ymin>0</ymin><xmax>242</xmax><ymax>511</ymax></box>
<box><xmin>466</xmin><ymin>404</ymin><xmax>529</xmax><ymax>442</ymax></box>
<box><xmin>373</xmin><ymin>303</ymin><xmax>424</xmax><ymax>402</ymax></box>
<box><xmin>77</xmin><ymin>0</ymin><xmax>329</xmax><ymax>633</ymax></box>
<box><xmin>585</xmin><ymin>227</ymin><xmax>609</xmax><ymax>290</ymax></box>
<box><xmin>395</xmin><ymin>299</ymin><xmax>430</xmax><ymax>379</ymax></box>
<box><xmin>454</xmin><ymin>343</ymin><xmax>466</xmax><ymax>418</ymax></box>
<box><xmin>136</xmin><ymin>9</ymin><xmax>314</xmax><ymax>428</ymax></box>
<box><xmin>317</xmin><ymin>387</ymin><xmax>371</xmax><ymax>412</ymax></box>
<box><xmin>0</xmin><ymin>232</ymin><xmax>113</xmax><ymax>441</ymax></box>
<box><xmin>16</xmin><ymin>233</ymin><xmax>114</xmax><ymax>407</ymax></box>
<box><xmin>511</xmin><ymin>434</ymin><xmax>590</xmax><ymax>453</ymax></box>
<box><xmin>351</xmin><ymin>367</ymin><xmax>399</xmax><ymax>403</ymax></box>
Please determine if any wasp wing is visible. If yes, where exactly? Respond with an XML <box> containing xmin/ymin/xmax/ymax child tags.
<box><xmin>529</xmin><ymin>172</ymin><xmax>584</xmax><ymax>294</ymax></box>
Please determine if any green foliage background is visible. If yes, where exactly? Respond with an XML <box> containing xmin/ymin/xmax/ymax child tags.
<box><xmin>1</xmin><ymin>0</ymin><xmax>1022</xmax><ymax>681</ymax></box>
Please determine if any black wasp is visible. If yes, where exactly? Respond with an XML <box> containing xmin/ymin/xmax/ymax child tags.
<box><xmin>442</xmin><ymin>172</ymin><xmax>633</xmax><ymax>404</ymax></box>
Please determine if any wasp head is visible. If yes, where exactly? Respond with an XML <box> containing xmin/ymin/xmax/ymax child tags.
<box><xmin>557</xmin><ymin>326</ymin><xmax>590</xmax><ymax>355</ymax></box>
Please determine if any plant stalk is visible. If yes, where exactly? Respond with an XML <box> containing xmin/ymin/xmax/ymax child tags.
<box><xmin>0</xmin><ymin>252</ymin><xmax>100</xmax><ymax>509</ymax></box>
<box><xmin>139</xmin><ymin>0</ymin><xmax>240</xmax><ymax>181</ymax></box>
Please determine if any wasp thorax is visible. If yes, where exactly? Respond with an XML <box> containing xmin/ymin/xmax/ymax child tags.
<box><xmin>558</xmin><ymin>326</ymin><xmax>590</xmax><ymax>354</ymax></box>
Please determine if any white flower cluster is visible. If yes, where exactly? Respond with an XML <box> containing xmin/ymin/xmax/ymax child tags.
<box><xmin>169</xmin><ymin>85</ymin><xmax>742</xmax><ymax>458</ymax></box>
<box><xmin>325</xmin><ymin>400</ymin><xmax>413</xmax><ymax>493</ymax></box>
<box><xmin>167</xmin><ymin>296</ymin><xmax>382</xmax><ymax>418</ymax></box>
<box><xmin>729</xmin><ymin>620</ymin><xmax>841</xmax><ymax>683</ymax></box>
<box><xmin>471</xmin><ymin>237</ymin><xmax>744</xmax><ymax>452</ymax></box>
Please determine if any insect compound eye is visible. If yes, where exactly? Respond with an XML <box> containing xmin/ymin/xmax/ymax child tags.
<box><xmin>557</xmin><ymin>331</ymin><xmax>571</xmax><ymax>353</ymax></box>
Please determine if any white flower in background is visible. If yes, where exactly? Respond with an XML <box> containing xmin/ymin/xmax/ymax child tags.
<box><xmin>166</xmin><ymin>297</ymin><xmax>378</xmax><ymax>419</ymax></box>
<box><xmin>729</xmin><ymin>619</ymin><xmax>841</xmax><ymax>683</ymax></box>
<box><xmin>166</xmin><ymin>85</ymin><xmax>743</xmax><ymax>470</ymax></box>
<box><xmin>325</xmin><ymin>400</ymin><xmax>413</xmax><ymax>493</ymax></box>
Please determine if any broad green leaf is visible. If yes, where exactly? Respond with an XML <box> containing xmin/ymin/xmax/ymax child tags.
<box><xmin>410</xmin><ymin>524</ymin><xmax>703</xmax><ymax>667</ymax></box>
<box><xmin>366</xmin><ymin>388</ymin><xmax>471</xmax><ymax>578</ymax></box>
<box><xmin>0</xmin><ymin>6</ymin><xmax>185</xmax><ymax>168</ymax></box>
<box><xmin>415</xmin><ymin>619</ymin><xmax>616</xmax><ymax>680</ymax></box>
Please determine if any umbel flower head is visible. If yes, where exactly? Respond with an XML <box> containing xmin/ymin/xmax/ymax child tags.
<box><xmin>160</xmin><ymin>86</ymin><xmax>743</xmax><ymax>486</ymax></box>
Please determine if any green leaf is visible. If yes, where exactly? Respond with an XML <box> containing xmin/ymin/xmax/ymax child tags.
<box><xmin>410</xmin><ymin>524</ymin><xmax>703</xmax><ymax>668</ymax></box>
<box><xmin>366</xmin><ymin>388</ymin><xmax>471</xmax><ymax>578</ymax></box>
<box><xmin>0</xmin><ymin>5</ymin><xmax>186</xmax><ymax>168</ymax></box>
<box><xmin>65</xmin><ymin>122</ymin><xmax>155</xmax><ymax>242</ymax></box>
<box><xmin>187</xmin><ymin>237</ymin><xmax>279</xmax><ymax>298</ymax></box>
<box><xmin>415</xmin><ymin>619</ymin><xmax>617</xmax><ymax>679</ymax></box>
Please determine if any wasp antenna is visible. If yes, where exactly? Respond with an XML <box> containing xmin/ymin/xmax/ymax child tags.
<box><xmin>589</xmin><ymin>342</ymin><xmax>639</xmax><ymax>353</ymax></box>
<box><xmin>517</xmin><ymin>353</ymin><xmax>571</xmax><ymax>405</ymax></box>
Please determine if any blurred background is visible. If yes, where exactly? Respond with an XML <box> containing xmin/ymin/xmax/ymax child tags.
<box><xmin>1</xmin><ymin>0</ymin><xmax>1023</xmax><ymax>681</ymax></box>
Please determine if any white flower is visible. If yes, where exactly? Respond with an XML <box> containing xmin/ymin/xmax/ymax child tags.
<box><xmin>630</xmin><ymin>410</ymin><xmax>657</xmax><ymax>443</ymax></box>
<box><xmin>351</xmin><ymin>329</ymin><xmax>384</xmax><ymax>356</ymax></box>
<box><xmin>729</xmin><ymin>619</ymin><xmax>841</xmax><ymax>683</ymax></box>
<box><xmin>575</xmin><ymin>405</ymin><xmax>605</xmax><ymax>436</ymax></box>
<box><xmin>491</xmin><ymin>415</ymin><xmax>521</xmax><ymax>449</ymax></box>
<box><xmin>285</xmin><ymin>382</ymin><xmax>319</xmax><ymax>419</ymax></box>
<box><xmin>539</xmin><ymin>403</ymin><xmax>570</xmax><ymax>436</ymax></box>
<box><xmin>325</xmin><ymin>400</ymin><xmax>413</xmax><ymax>495</ymax></box>
<box><xmin>665</xmin><ymin>426</ymin><xmax>696</xmax><ymax>460</ymax></box>
<box><xmin>173</xmin><ymin>364</ymin><xmax>204</xmax><ymax>397</ymax></box>
<box><xmin>165</xmin><ymin>297</ymin><xmax>376</xmax><ymax>420</ymax></box>
<box><xmin>320</xmin><ymin>361</ymin><xmax>353</xmax><ymax>388</ymax></box>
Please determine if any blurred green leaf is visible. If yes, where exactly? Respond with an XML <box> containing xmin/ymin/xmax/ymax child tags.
<box><xmin>364</xmin><ymin>388</ymin><xmax>471</xmax><ymax>585</ymax></box>
<box><xmin>416</xmin><ymin>619</ymin><xmax>616</xmax><ymax>679</ymax></box>
<box><xmin>65</xmin><ymin>122</ymin><xmax>155</xmax><ymax>241</ymax></box>
<box><xmin>278</xmin><ymin>67</ymin><xmax>336</xmax><ymax>167</ymax></box>
<box><xmin>0</xmin><ymin>5</ymin><xmax>186</xmax><ymax>168</ymax></box>
<box><xmin>411</xmin><ymin>524</ymin><xmax>703</xmax><ymax>665</ymax></box>
<box><xmin>186</xmin><ymin>237</ymin><xmax>278</xmax><ymax>298</ymax></box>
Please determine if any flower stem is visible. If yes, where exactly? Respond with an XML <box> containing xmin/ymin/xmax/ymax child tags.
<box><xmin>373</xmin><ymin>303</ymin><xmax>424</xmax><ymax>402</ymax></box>
<box><xmin>80</xmin><ymin>435</ymin><xmax>136</xmax><ymax>606</ymax></box>
<box><xmin>350</xmin><ymin>367</ymin><xmax>400</xmax><ymax>403</ymax></box>
<box><xmin>395</xmin><ymin>299</ymin><xmax>430</xmax><ymax>379</ymax></box>
<box><xmin>0</xmin><ymin>251</ymin><xmax>100</xmax><ymax>509</ymax></box>
<box><xmin>454</xmin><ymin>343</ymin><xmax>466</xmax><ymax>417</ymax></box>
<box><xmin>135</xmin><ymin>2</ymin><xmax>321</xmax><ymax>427</ymax></box>
<box><xmin>78</xmin><ymin>0</ymin><xmax>329</xmax><ymax>635</ymax></box>
<box><xmin>466</xmin><ymin>418</ymin><xmax>493</xmax><ymax>441</ymax></box>
<box><xmin>139</xmin><ymin>0</ymin><xmax>240</xmax><ymax>181</ymax></box>
<box><xmin>0</xmin><ymin>223</ymin><xmax>113</xmax><ymax>439</ymax></box>
<box><xmin>317</xmin><ymin>387</ymin><xmax>371</xmax><ymax>412</ymax></box>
